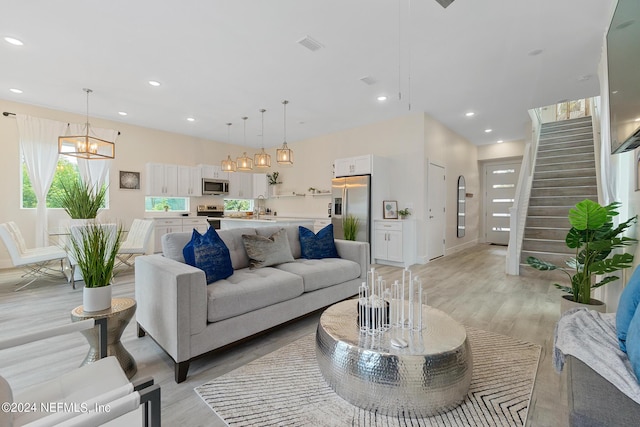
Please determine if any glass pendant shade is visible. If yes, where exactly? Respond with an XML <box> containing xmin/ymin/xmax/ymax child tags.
<box><xmin>276</xmin><ymin>142</ymin><xmax>293</xmax><ymax>165</ymax></box>
<box><xmin>254</xmin><ymin>148</ymin><xmax>271</xmax><ymax>167</ymax></box>
<box><xmin>221</xmin><ymin>154</ymin><xmax>237</xmax><ymax>172</ymax></box>
<box><xmin>58</xmin><ymin>88</ymin><xmax>115</xmax><ymax>160</ymax></box>
<box><xmin>237</xmin><ymin>152</ymin><xmax>253</xmax><ymax>171</ymax></box>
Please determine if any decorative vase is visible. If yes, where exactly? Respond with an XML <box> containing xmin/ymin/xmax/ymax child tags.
<box><xmin>560</xmin><ymin>295</ymin><xmax>606</xmax><ymax>314</ymax></box>
<box><xmin>270</xmin><ymin>185</ymin><xmax>278</xmax><ymax>197</ymax></box>
<box><xmin>83</xmin><ymin>284</ymin><xmax>112</xmax><ymax>312</ymax></box>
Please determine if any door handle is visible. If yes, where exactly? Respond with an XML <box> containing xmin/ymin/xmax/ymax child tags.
<box><xmin>429</xmin><ymin>215</ymin><xmax>434</xmax><ymax>219</ymax></box>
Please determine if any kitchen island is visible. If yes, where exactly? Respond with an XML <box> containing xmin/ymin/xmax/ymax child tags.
<box><xmin>220</xmin><ymin>216</ymin><xmax>316</xmax><ymax>230</ymax></box>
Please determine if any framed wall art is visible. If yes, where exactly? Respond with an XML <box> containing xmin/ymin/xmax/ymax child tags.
<box><xmin>383</xmin><ymin>200</ymin><xmax>398</xmax><ymax>219</ymax></box>
<box><xmin>119</xmin><ymin>171</ymin><xmax>140</xmax><ymax>190</ymax></box>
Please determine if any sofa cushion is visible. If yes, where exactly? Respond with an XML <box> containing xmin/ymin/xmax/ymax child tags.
<box><xmin>183</xmin><ymin>228</ymin><xmax>233</xmax><ymax>284</ymax></box>
<box><xmin>0</xmin><ymin>375</ymin><xmax>13</xmax><ymax>427</ymax></box>
<box><xmin>299</xmin><ymin>225</ymin><xmax>339</xmax><ymax>259</ymax></box>
<box><xmin>162</xmin><ymin>232</ymin><xmax>192</xmax><ymax>263</ymax></box>
<box><xmin>217</xmin><ymin>227</ymin><xmax>255</xmax><ymax>270</ymax></box>
<box><xmin>207</xmin><ymin>268</ymin><xmax>304</xmax><ymax>322</ymax></box>
<box><xmin>276</xmin><ymin>257</ymin><xmax>361</xmax><ymax>292</ymax></box>
<box><xmin>617</xmin><ymin>266</ymin><xmax>640</xmax><ymax>352</ymax></box>
<box><xmin>242</xmin><ymin>229</ymin><xmax>294</xmax><ymax>269</ymax></box>
<box><xmin>256</xmin><ymin>225</ymin><xmax>302</xmax><ymax>259</ymax></box>
<box><xmin>626</xmin><ymin>304</ymin><xmax>640</xmax><ymax>382</ymax></box>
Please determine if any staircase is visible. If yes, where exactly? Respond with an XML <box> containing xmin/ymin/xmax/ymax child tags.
<box><xmin>520</xmin><ymin>116</ymin><xmax>597</xmax><ymax>274</ymax></box>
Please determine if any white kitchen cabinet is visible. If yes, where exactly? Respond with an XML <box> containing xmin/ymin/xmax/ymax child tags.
<box><xmin>146</xmin><ymin>163</ymin><xmax>178</xmax><ymax>196</ymax></box>
<box><xmin>373</xmin><ymin>220</ymin><xmax>416</xmax><ymax>268</ymax></box>
<box><xmin>228</xmin><ymin>172</ymin><xmax>253</xmax><ymax>198</ymax></box>
<box><xmin>151</xmin><ymin>217</ymin><xmax>208</xmax><ymax>252</ymax></box>
<box><xmin>200</xmin><ymin>164</ymin><xmax>229</xmax><ymax>180</ymax></box>
<box><xmin>252</xmin><ymin>173</ymin><xmax>269</xmax><ymax>199</ymax></box>
<box><xmin>177</xmin><ymin>166</ymin><xmax>202</xmax><ymax>197</ymax></box>
<box><xmin>334</xmin><ymin>155</ymin><xmax>372</xmax><ymax>177</ymax></box>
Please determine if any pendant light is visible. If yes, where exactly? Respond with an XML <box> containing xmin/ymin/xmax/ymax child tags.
<box><xmin>58</xmin><ymin>88</ymin><xmax>115</xmax><ymax>159</ymax></box>
<box><xmin>254</xmin><ymin>108</ymin><xmax>271</xmax><ymax>168</ymax></box>
<box><xmin>221</xmin><ymin>123</ymin><xmax>237</xmax><ymax>172</ymax></box>
<box><xmin>237</xmin><ymin>116</ymin><xmax>253</xmax><ymax>171</ymax></box>
<box><xmin>276</xmin><ymin>100</ymin><xmax>293</xmax><ymax>165</ymax></box>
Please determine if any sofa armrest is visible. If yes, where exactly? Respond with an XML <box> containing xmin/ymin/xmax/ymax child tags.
<box><xmin>334</xmin><ymin>239</ymin><xmax>370</xmax><ymax>279</ymax></box>
<box><xmin>134</xmin><ymin>254</ymin><xmax>207</xmax><ymax>363</ymax></box>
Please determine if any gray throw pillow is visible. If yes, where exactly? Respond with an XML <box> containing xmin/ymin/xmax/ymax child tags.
<box><xmin>242</xmin><ymin>228</ymin><xmax>294</xmax><ymax>269</ymax></box>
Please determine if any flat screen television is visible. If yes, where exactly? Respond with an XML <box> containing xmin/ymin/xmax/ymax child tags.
<box><xmin>608</xmin><ymin>0</ymin><xmax>640</xmax><ymax>154</ymax></box>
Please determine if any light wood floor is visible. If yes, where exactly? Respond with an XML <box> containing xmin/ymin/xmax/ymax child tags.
<box><xmin>0</xmin><ymin>243</ymin><xmax>568</xmax><ymax>426</ymax></box>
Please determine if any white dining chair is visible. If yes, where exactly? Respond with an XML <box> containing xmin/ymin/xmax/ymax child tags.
<box><xmin>0</xmin><ymin>222</ymin><xmax>68</xmax><ymax>291</ymax></box>
<box><xmin>116</xmin><ymin>219</ymin><xmax>154</xmax><ymax>269</ymax></box>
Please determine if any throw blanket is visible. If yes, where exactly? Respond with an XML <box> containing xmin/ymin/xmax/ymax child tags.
<box><xmin>554</xmin><ymin>308</ymin><xmax>640</xmax><ymax>404</ymax></box>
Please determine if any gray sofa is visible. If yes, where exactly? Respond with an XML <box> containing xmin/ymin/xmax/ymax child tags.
<box><xmin>134</xmin><ymin>225</ymin><xmax>369</xmax><ymax>383</ymax></box>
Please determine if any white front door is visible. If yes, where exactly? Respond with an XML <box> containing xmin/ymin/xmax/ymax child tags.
<box><xmin>484</xmin><ymin>162</ymin><xmax>521</xmax><ymax>245</ymax></box>
<box><xmin>427</xmin><ymin>163</ymin><xmax>446</xmax><ymax>260</ymax></box>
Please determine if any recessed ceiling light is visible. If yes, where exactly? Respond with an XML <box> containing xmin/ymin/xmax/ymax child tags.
<box><xmin>528</xmin><ymin>49</ymin><xmax>543</xmax><ymax>56</ymax></box>
<box><xmin>377</xmin><ymin>96</ymin><xmax>387</xmax><ymax>101</ymax></box>
<box><xmin>484</xmin><ymin>129</ymin><xmax>492</xmax><ymax>133</ymax></box>
<box><xmin>465</xmin><ymin>112</ymin><xmax>475</xmax><ymax>117</ymax></box>
<box><xmin>612</xmin><ymin>90</ymin><xmax>619</xmax><ymax>94</ymax></box>
<box><xmin>118</xmin><ymin>111</ymin><xmax>128</xmax><ymax>116</ymax></box>
<box><xmin>9</xmin><ymin>88</ymin><xmax>23</xmax><ymax>94</ymax></box>
<box><xmin>4</xmin><ymin>37</ymin><xmax>23</xmax><ymax>46</ymax></box>
<box><xmin>148</xmin><ymin>80</ymin><xmax>161</xmax><ymax>87</ymax></box>
<box><xmin>187</xmin><ymin>117</ymin><xmax>195</xmax><ymax>122</ymax></box>
<box><xmin>497</xmin><ymin>140</ymin><xmax>504</xmax><ymax>144</ymax></box>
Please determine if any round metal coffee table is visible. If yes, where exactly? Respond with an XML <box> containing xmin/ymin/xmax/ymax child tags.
<box><xmin>316</xmin><ymin>299</ymin><xmax>472</xmax><ymax>417</ymax></box>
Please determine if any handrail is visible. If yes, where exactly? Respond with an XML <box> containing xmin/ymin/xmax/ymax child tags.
<box><xmin>506</xmin><ymin>108</ymin><xmax>542</xmax><ymax>275</ymax></box>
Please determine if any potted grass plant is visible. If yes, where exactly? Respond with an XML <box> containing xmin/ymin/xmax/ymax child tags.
<box><xmin>343</xmin><ymin>215</ymin><xmax>360</xmax><ymax>241</ymax></box>
<box><xmin>57</xmin><ymin>179</ymin><xmax>107</xmax><ymax>219</ymax></box>
<box><xmin>68</xmin><ymin>221</ymin><xmax>124</xmax><ymax>311</ymax></box>
<box><xmin>526</xmin><ymin>199</ymin><xmax>637</xmax><ymax>311</ymax></box>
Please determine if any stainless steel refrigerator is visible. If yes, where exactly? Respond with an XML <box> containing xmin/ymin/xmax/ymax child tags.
<box><xmin>331</xmin><ymin>175</ymin><xmax>371</xmax><ymax>243</ymax></box>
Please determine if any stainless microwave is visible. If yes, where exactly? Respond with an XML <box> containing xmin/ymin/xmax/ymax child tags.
<box><xmin>202</xmin><ymin>178</ymin><xmax>229</xmax><ymax>195</ymax></box>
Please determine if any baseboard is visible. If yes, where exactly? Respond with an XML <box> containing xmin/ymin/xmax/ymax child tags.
<box><xmin>445</xmin><ymin>239</ymin><xmax>478</xmax><ymax>257</ymax></box>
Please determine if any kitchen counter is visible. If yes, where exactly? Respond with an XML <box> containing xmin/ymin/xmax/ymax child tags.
<box><xmin>220</xmin><ymin>216</ymin><xmax>318</xmax><ymax>230</ymax></box>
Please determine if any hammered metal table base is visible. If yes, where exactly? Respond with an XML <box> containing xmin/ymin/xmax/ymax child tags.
<box><xmin>316</xmin><ymin>300</ymin><xmax>472</xmax><ymax>417</ymax></box>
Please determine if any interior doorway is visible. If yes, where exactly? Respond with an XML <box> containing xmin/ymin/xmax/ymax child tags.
<box><xmin>427</xmin><ymin>162</ymin><xmax>446</xmax><ymax>260</ymax></box>
<box><xmin>484</xmin><ymin>161</ymin><xmax>521</xmax><ymax>245</ymax></box>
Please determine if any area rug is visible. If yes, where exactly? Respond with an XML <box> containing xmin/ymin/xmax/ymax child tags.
<box><xmin>195</xmin><ymin>327</ymin><xmax>541</xmax><ymax>426</ymax></box>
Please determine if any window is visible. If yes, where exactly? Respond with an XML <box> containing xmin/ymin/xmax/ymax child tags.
<box><xmin>22</xmin><ymin>157</ymin><xmax>102</xmax><ymax>208</ymax></box>
<box><xmin>145</xmin><ymin>197</ymin><xmax>189</xmax><ymax>212</ymax></box>
<box><xmin>224</xmin><ymin>199</ymin><xmax>254</xmax><ymax>212</ymax></box>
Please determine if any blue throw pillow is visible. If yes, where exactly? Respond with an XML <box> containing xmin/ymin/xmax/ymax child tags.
<box><xmin>299</xmin><ymin>224</ymin><xmax>339</xmax><ymax>259</ymax></box>
<box><xmin>616</xmin><ymin>266</ymin><xmax>640</xmax><ymax>352</ymax></box>
<box><xmin>183</xmin><ymin>227</ymin><xmax>233</xmax><ymax>284</ymax></box>
<box><xmin>626</xmin><ymin>304</ymin><xmax>640</xmax><ymax>382</ymax></box>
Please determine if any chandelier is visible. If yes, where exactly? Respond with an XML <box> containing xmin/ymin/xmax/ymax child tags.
<box><xmin>58</xmin><ymin>88</ymin><xmax>115</xmax><ymax>159</ymax></box>
<box><xmin>254</xmin><ymin>109</ymin><xmax>271</xmax><ymax>168</ymax></box>
<box><xmin>236</xmin><ymin>117</ymin><xmax>253</xmax><ymax>171</ymax></box>
<box><xmin>221</xmin><ymin>123</ymin><xmax>237</xmax><ymax>172</ymax></box>
<box><xmin>276</xmin><ymin>100</ymin><xmax>293</xmax><ymax>165</ymax></box>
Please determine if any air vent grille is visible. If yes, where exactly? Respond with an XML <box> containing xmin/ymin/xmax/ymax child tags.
<box><xmin>435</xmin><ymin>0</ymin><xmax>455</xmax><ymax>8</ymax></box>
<box><xmin>297</xmin><ymin>35</ymin><xmax>324</xmax><ymax>52</ymax></box>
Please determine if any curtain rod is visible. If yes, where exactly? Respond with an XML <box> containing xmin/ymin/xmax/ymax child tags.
<box><xmin>3</xmin><ymin>111</ymin><xmax>121</xmax><ymax>135</ymax></box>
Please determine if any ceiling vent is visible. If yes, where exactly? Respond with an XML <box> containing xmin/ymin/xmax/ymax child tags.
<box><xmin>297</xmin><ymin>35</ymin><xmax>324</xmax><ymax>52</ymax></box>
<box><xmin>359</xmin><ymin>76</ymin><xmax>377</xmax><ymax>86</ymax></box>
<box><xmin>435</xmin><ymin>0</ymin><xmax>455</xmax><ymax>8</ymax></box>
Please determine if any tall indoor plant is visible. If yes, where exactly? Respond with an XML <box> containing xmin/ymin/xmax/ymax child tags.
<box><xmin>527</xmin><ymin>199</ymin><xmax>637</xmax><ymax>306</ymax></box>
<box><xmin>58</xmin><ymin>179</ymin><xmax>107</xmax><ymax>219</ymax></box>
<box><xmin>68</xmin><ymin>221</ymin><xmax>124</xmax><ymax>311</ymax></box>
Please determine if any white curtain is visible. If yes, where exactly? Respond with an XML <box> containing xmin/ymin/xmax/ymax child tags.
<box><xmin>68</xmin><ymin>123</ymin><xmax>119</xmax><ymax>192</ymax></box>
<box><xmin>16</xmin><ymin>115</ymin><xmax>68</xmax><ymax>247</ymax></box>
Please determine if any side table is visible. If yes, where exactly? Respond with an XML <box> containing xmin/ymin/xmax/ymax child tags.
<box><xmin>71</xmin><ymin>297</ymin><xmax>137</xmax><ymax>379</ymax></box>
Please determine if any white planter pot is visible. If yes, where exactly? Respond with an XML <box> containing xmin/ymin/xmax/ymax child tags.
<box><xmin>83</xmin><ymin>285</ymin><xmax>112</xmax><ymax>312</ymax></box>
<box><xmin>560</xmin><ymin>295</ymin><xmax>606</xmax><ymax>314</ymax></box>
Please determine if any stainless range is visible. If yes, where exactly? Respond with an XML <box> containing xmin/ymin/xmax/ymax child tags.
<box><xmin>196</xmin><ymin>205</ymin><xmax>224</xmax><ymax>229</ymax></box>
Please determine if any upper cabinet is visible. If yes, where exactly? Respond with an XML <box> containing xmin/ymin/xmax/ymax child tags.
<box><xmin>252</xmin><ymin>173</ymin><xmax>269</xmax><ymax>199</ymax></box>
<box><xmin>146</xmin><ymin>163</ymin><xmax>201</xmax><ymax>197</ymax></box>
<box><xmin>146</xmin><ymin>163</ymin><xmax>178</xmax><ymax>196</ymax></box>
<box><xmin>334</xmin><ymin>155</ymin><xmax>372</xmax><ymax>177</ymax></box>
<box><xmin>200</xmin><ymin>164</ymin><xmax>229</xmax><ymax>180</ymax></box>
<box><xmin>177</xmin><ymin>165</ymin><xmax>202</xmax><ymax>197</ymax></box>
<box><xmin>228</xmin><ymin>172</ymin><xmax>253</xmax><ymax>199</ymax></box>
